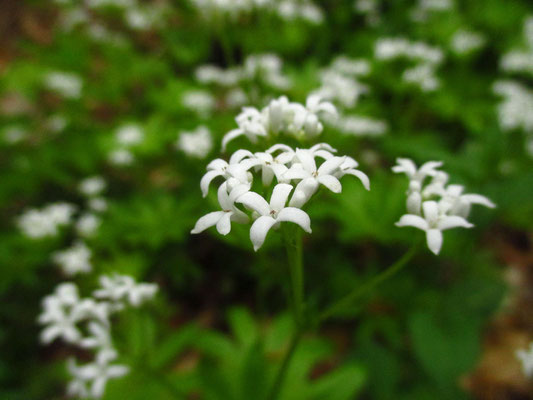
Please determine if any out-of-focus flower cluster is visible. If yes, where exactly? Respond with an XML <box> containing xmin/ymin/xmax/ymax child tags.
<box><xmin>38</xmin><ymin>277</ymin><xmax>157</xmax><ymax>398</ymax></box>
<box><xmin>393</xmin><ymin>159</ymin><xmax>495</xmax><ymax>254</ymax></box>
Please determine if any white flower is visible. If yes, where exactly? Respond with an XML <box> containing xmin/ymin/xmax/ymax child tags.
<box><xmin>236</xmin><ymin>183</ymin><xmax>312</xmax><ymax>251</ymax></box>
<box><xmin>392</xmin><ymin>158</ymin><xmax>443</xmax><ymax>183</ymax></box>
<box><xmin>222</xmin><ymin>107</ymin><xmax>268</xmax><ymax>150</ymax></box>
<box><xmin>79</xmin><ymin>322</ymin><xmax>112</xmax><ymax>350</ymax></box>
<box><xmin>76</xmin><ymin>213</ymin><xmax>101</xmax><ymax>237</ymax></box>
<box><xmin>200</xmin><ymin>150</ymin><xmax>254</xmax><ymax>197</ymax></box>
<box><xmin>3</xmin><ymin>126</ymin><xmax>27</xmax><ymax>144</ymax></box>
<box><xmin>44</xmin><ymin>72</ymin><xmax>83</xmax><ymax>99</ymax></box>
<box><xmin>67</xmin><ymin>348</ymin><xmax>129</xmax><ymax>399</ymax></box>
<box><xmin>182</xmin><ymin>90</ymin><xmax>216</xmax><ymax>117</ymax></box>
<box><xmin>17</xmin><ymin>203</ymin><xmax>76</xmax><ymax>239</ymax></box>
<box><xmin>438</xmin><ymin>184</ymin><xmax>496</xmax><ymax>218</ymax></box>
<box><xmin>517</xmin><ymin>343</ymin><xmax>533</xmax><ymax>377</ymax></box>
<box><xmin>283</xmin><ymin>150</ymin><xmax>358</xmax><ymax>207</ymax></box>
<box><xmin>396</xmin><ymin>200</ymin><xmax>473</xmax><ymax>255</ymax></box>
<box><xmin>402</xmin><ymin>63</ymin><xmax>440</xmax><ymax>92</ymax></box>
<box><xmin>191</xmin><ymin>182</ymin><xmax>250</xmax><ymax>235</ymax></box>
<box><xmin>79</xmin><ymin>176</ymin><xmax>106</xmax><ymax>197</ymax></box>
<box><xmin>108</xmin><ymin>149</ymin><xmax>134</xmax><ymax>166</ymax></box>
<box><xmin>115</xmin><ymin>124</ymin><xmax>144</xmax><ymax>147</ymax></box>
<box><xmin>52</xmin><ymin>242</ymin><xmax>92</xmax><ymax>276</ymax></box>
<box><xmin>177</xmin><ymin>126</ymin><xmax>213</xmax><ymax>159</ymax></box>
<box><xmin>335</xmin><ymin>115</ymin><xmax>387</xmax><ymax>137</ymax></box>
<box><xmin>451</xmin><ymin>30</ymin><xmax>486</xmax><ymax>55</ymax></box>
<box><xmin>93</xmin><ymin>274</ymin><xmax>158</xmax><ymax>307</ymax></box>
<box><xmin>89</xmin><ymin>197</ymin><xmax>108</xmax><ymax>212</ymax></box>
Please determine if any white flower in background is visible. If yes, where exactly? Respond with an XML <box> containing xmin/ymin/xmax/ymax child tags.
<box><xmin>38</xmin><ymin>283</ymin><xmax>90</xmax><ymax>344</ymax></box>
<box><xmin>87</xmin><ymin>0</ymin><xmax>134</xmax><ymax>8</ymax></box>
<box><xmin>79</xmin><ymin>176</ymin><xmax>106</xmax><ymax>197</ymax></box>
<box><xmin>237</xmin><ymin>183</ymin><xmax>312</xmax><ymax>251</ymax></box>
<box><xmin>225</xmin><ymin>88</ymin><xmax>248</xmax><ymax>108</ymax></box>
<box><xmin>451</xmin><ymin>30</ymin><xmax>486</xmax><ymax>55</ymax></box>
<box><xmin>396</xmin><ymin>200</ymin><xmax>473</xmax><ymax>254</ymax></box>
<box><xmin>79</xmin><ymin>322</ymin><xmax>112</xmax><ymax>350</ymax></box>
<box><xmin>17</xmin><ymin>203</ymin><xmax>76</xmax><ymax>239</ymax></box>
<box><xmin>177</xmin><ymin>126</ymin><xmax>213</xmax><ymax>159</ymax></box>
<box><xmin>191</xmin><ymin>182</ymin><xmax>250</xmax><ymax>235</ymax></box>
<box><xmin>392</xmin><ymin>158</ymin><xmax>442</xmax><ymax>183</ymax></box>
<box><xmin>331</xmin><ymin>56</ymin><xmax>371</xmax><ymax>77</ymax></box>
<box><xmin>46</xmin><ymin>114</ymin><xmax>68</xmax><ymax>132</ymax></box>
<box><xmin>108</xmin><ymin>149</ymin><xmax>134</xmax><ymax>166</ymax></box>
<box><xmin>76</xmin><ymin>213</ymin><xmax>102</xmax><ymax>237</ymax></box>
<box><xmin>354</xmin><ymin>0</ymin><xmax>381</xmax><ymax>26</ymax></box>
<box><xmin>115</xmin><ymin>124</ymin><xmax>144</xmax><ymax>147</ymax></box>
<box><xmin>243</xmin><ymin>54</ymin><xmax>292</xmax><ymax>89</ymax></box>
<box><xmin>517</xmin><ymin>342</ymin><xmax>533</xmax><ymax>377</ymax></box>
<box><xmin>403</xmin><ymin>63</ymin><xmax>440</xmax><ymax>91</ymax></box>
<box><xmin>335</xmin><ymin>115</ymin><xmax>387</xmax><ymax>137</ymax></box>
<box><xmin>393</xmin><ymin>158</ymin><xmax>494</xmax><ymax>254</ymax></box>
<box><xmin>411</xmin><ymin>0</ymin><xmax>453</xmax><ymax>22</ymax></box>
<box><xmin>94</xmin><ymin>274</ymin><xmax>158</xmax><ymax>307</ymax></box>
<box><xmin>493</xmin><ymin>81</ymin><xmax>533</xmax><ymax>134</ymax></box>
<box><xmin>44</xmin><ymin>72</ymin><xmax>83</xmax><ymax>99</ymax></box>
<box><xmin>67</xmin><ymin>349</ymin><xmax>129</xmax><ymax>399</ymax></box>
<box><xmin>182</xmin><ymin>90</ymin><xmax>216</xmax><ymax>117</ymax></box>
<box><xmin>3</xmin><ymin>125</ymin><xmax>27</xmax><ymax>144</ymax></box>
<box><xmin>195</xmin><ymin>65</ymin><xmax>240</xmax><ymax>87</ymax></box>
<box><xmin>52</xmin><ymin>242</ymin><xmax>92</xmax><ymax>276</ymax></box>
<box><xmin>501</xmin><ymin>17</ymin><xmax>533</xmax><ymax>75</ymax></box>
<box><xmin>89</xmin><ymin>197</ymin><xmax>109</xmax><ymax>213</ymax></box>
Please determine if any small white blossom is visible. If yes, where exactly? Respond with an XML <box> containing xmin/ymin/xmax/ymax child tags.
<box><xmin>89</xmin><ymin>197</ymin><xmax>108</xmax><ymax>212</ymax></box>
<box><xmin>451</xmin><ymin>30</ymin><xmax>486</xmax><ymax>55</ymax></box>
<box><xmin>392</xmin><ymin>158</ymin><xmax>442</xmax><ymax>183</ymax></box>
<box><xmin>108</xmin><ymin>149</ymin><xmax>134</xmax><ymax>166</ymax></box>
<box><xmin>177</xmin><ymin>126</ymin><xmax>213</xmax><ymax>159</ymax></box>
<box><xmin>115</xmin><ymin>124</ymin><xmax>144</xmax><ymax>147</ymax></box>
<box><xmin>76</xmin><ymin>213</ymin><xmax>101</xmax><ymax>237</ymax></box>
<box><xmin>79</xmin><ymin>176</ymin><xmax>106</xmax><ymax>197</ymax></box>
<box><xmin>53</xmin><ymin>242</ymin><xmax>92</xmax><ymax>276</ymax></box>
<box><xmin>396</xmin><ymin>200</ymin><xmax>473</xmax><ymax>254</ymax></box>
<box><xmin>182</xmin><ymin>90</ymin><xmax>216</xmax><ymax>117</ymax></box>
<box><xmin>17</xmin><ymin>203</ymin><xmax>76</xmax><ymax>239</ymax></box>
<box><xmin>93</xmin><ymin>274</ymin><xmax>158</xmax><ymax>307</ymax></box>
<box><xmin>237</xmin><ymin>183</ymin><xmax>312</xmax><ymax>251</ymax></box>
<box><xmin>44</xmin><ymin>72</ymin><xmax>83</xmax><ymax>99</ymax></box>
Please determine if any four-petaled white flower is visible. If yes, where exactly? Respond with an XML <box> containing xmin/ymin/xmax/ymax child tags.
<box><xmin>191</xmin><ymin>182</ymin><xmax>250</xmax><ymax>235</ymax></box>
<box><xmin>200</xmin><ymin>150</ymin><xmax>254</xmax><ymax>197</ymax></box>
<box><xmin>52</xmin><ymin>241</ymin><xmax>92</xmax><ymax>276</ymax></box>
<box><xmin>396</xmin><ymin>200</ymin><xmax>473</xmax><ymax>255</ymax></box>
<box><xmin>517</xmin><ymin>342</ymin><xmax>533</xmax><ymax>378</ymax></box>
<box><xmin>438</xmin><ymin>184</ymin><xmax>496</xmax><ymax>218</ymax></box>
<box><xmin>236</xmin><ymin>183</ymin><xmax>312</xmax><ymax>251</ymax></box>
<box><xmin>392</xmin><ymin>158</ymin><xmax>443</xmax><ymax>183</ymax></box>
<box><xmin>222</xmin><ymin>107</ymin><xmax>268</xmax><ymax>151</ymax></box>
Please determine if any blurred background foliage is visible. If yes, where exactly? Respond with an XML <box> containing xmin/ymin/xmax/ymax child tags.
<box><xmin>0</xmin><ymin>0</ymin><xmax>532</xmax><ymax>399</ymax></box>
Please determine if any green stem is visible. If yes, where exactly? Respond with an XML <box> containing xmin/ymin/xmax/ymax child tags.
<box><xmin>318</xmin><ymin>243</ymin><xmax>419</xmax><ymax>323</ymax></box>
<box><xmin>266</xmin><ymin>225</ymin><xmax>305</xmax><ymax>400</ymax></box>
<box><xmin>266</xmin><ymin>329</ymin><xmax>303</xmax><ymax>400</ymax></box>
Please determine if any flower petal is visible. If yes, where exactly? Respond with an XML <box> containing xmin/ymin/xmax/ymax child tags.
<box><xmin>289</xmin><ymin>178</ymin><xmax>319</xmax><ymax>207</ymax></box>
<box><xmin>200</xmin><ymin>170</ymin><xmax>223</xmax><ymax>197</ymax></box>
<box><xmin>295</xmin><ymin>149</ymin><xmax>317</xmax><ymax>173</ymax></box>
<box><xmin>250</xmin><ymin>216</ymin><xmax>277</xmax><ymax>251</ymax></box>
<box><xmin>422</xmin><ymin>201</ymin><xmax>439</xmax><ymax>225</ymax></box>
<box><xmin>426</xmin><ymin>229</ymin><xmax>443</xmax><ymax>255</ymax></box>
<box><xmin>217</xmin><ymin>183</ymin><xmax>232</xmax><ymax>210</ymax></box>
<box><xmin>395</xmin><ymin>214</ymin><xmax>428</xmax><ymax>230</ymax></box>
<box><xmin>283</xmin><ymin>165</ymin><xmax>310</xmax><ymax>180</ymax></box>
<box><xmin>216</xmin><ymin>211</ymin><xmax>233</xmax><ymax>235</ymax></box>
<box><xmin>191</xmin><ymin>211</ymin><xmax>225</xmax><ymax>234</ymax></box>
<box><xmin>437</xmin><ymin>215</ymin><xmax>473</xmax><ymax>231</ymax></box>
<box><xmin>269</xmin><ymin>183</ymin><xmax>293</xmax><ymax>211</ymax></box>
<box><xmin>462</xmin><ymin>194</ymin><xmax>496</xmax><ymax>208</ymax></box>
<box><xmin>318</xmin><ymin>156</ymin><xmax>345</xmax><ymax>175</ymax></box>
<box><xmin>236</xmin><ymin>192</ymin><xmax>271</xmax><ymax>216</ymax></box>
<box><xmin>277</xmin><ymin>208</ymin><xmax>312</xmax><ymax>233</ymax></box>
<box><xmin>344</xmin><ymin>169</ymin><xmax>370</xmax><ymax>190</ymax></box>
<box><xmin>221</xmin><ymin>128</ymin><xmax>244</xmax><ymax>151</ymax></box>
<box><xmin>317</xmin><ymin>174</ymin><xmax>342</xmax><ymax>193</ymax></box>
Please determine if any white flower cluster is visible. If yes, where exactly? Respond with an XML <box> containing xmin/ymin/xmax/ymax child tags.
<box><xmin>177</xmin><ymin>125</ymin><xmax>213</xmax><ymax>159</ymax></box>
<box><xmin>222</xmin><ymin>95</ymin><xmax>337</xmax><ymax>150</ymax></box>
<box><xmin>189</xmin><ymin>0</ymin><xmax>323</xmax><ymax>24</ymax></box>
<box><xmin>192</xmin><ymin>143</ymin><xmax>369</xmax><ymax>251</ymax></box>
<box><xmin>44</xmin><ymin>72</ymin><xmax>83</xmax><ymax>99</ymax></box>
<box><xmin>313</xmin><ymin>56</ymin><xmax>370</xmax><ymax>109</ymax></box>
<box><xmin>181</xmin><ymin>90</ymin><xmax>216</xmax><ymax>118</ymax></box>
<box><xmin>17</xmin><ymin>203</ymin><xmax>77</xmax><ymax>239</ymax></box>
<box><xmin>517</xmin><ymin>342</ymin><xmax>533</xmax><ymax>378</ymax></box>
<box><xmin>375</xmin><ymin>37</ymin><xmax>444</xmax><ymax>92</ymax></box>
<box><xmin>77</xmin><ymin>176</ymin><xmax>108</xmax><ymax>237</ymax></box>
<box><xmin>410</xmin><ymin>0</ymin><xmax>453</xmax><ymax>23</ymax></box>
<box><xmin>108</xmin><ymin>123</ymin><xmax>144</xmax><ymax>166</ymax></box>
<box><xmin>493</xmin><ymin>80</ymin><xmax>533</xmax><ymax>157</ymax></box>
<box><xmin>53</xmin><ymin>241</ymin><xmax>92</xmax><ymax>276</ymax></box>
<box><xmin>335</xmin><ymin>116</ymin><xmax>387</xmax><ymax>137</ymax></box>
<box><xmin>393</xmin><ymin>158</ymin><xmax>495</xmax><ymax>255</ymax></box>
<box><xmin>450</xmin><ymin>29</ymin><xmax>486</xmax><ymax>55</ymax></box>
<box><xmin>501</xmin><ymin>17</ymin><xmax>533</xmax><ymax>75</ymax></box>
<box><xmin>38</xmin><ymin>277</ymin><xmax>157</xmax><ymax>398</ymax></box>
